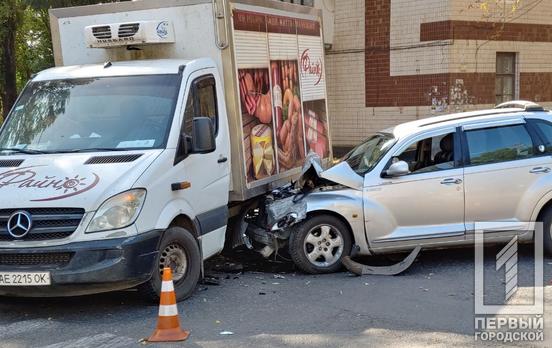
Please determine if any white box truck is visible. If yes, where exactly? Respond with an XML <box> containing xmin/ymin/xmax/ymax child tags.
<box><xmin>0</xmin><ymin>0</ymin><xmax>332</xmax><ymax>301</ymax></box>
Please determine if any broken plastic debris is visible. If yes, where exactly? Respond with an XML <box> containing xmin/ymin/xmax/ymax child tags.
<box><xmin>274</xmin><ymin>274</ymin><xmax>286</xmax><ymax>279</ymax></box>
<box><xmin>220</xmin><ymin>331</ymin><xmax>234</xmax><ymax>335</ymax></box>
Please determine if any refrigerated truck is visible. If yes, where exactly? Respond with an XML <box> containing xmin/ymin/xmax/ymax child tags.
<box><xmin>0</xmin><ymin>0</ymin><xmax>332</xmax><ymax>301</ymax></box>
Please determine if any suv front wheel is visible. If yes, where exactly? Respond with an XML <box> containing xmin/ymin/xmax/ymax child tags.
<box><xmin>289</xmin><ymin>215</ymin><xmax>352</xmax><ymax>274</ymax></box>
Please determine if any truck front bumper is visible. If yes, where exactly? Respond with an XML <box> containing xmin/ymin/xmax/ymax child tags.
<box><xmin>0</xmin><ymin>230</ymin><xmax>162</xmax><ymax>297</ymax></box>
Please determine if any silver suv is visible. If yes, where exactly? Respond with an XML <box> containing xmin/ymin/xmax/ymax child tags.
<box><xmin>265</xmin><ymin>101</ymin><xmax>552</xmax><ymax>274</ymax></box>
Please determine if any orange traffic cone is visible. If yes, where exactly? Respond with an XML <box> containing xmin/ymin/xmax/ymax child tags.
<box><xmin>147</xmin><ymin>267</ymin><xmax>190</xmax><ymax>342</ymax></box>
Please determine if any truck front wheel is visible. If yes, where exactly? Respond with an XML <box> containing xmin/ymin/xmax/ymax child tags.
<box><xmin>289</xmin><ymin>215</ymin><xmax>352</xmax><ymax>274</ymax></box>
<box><xmin>138</xmin><ymin>227</ymin><xmax>201</xmax><ymax>302</ymax></box>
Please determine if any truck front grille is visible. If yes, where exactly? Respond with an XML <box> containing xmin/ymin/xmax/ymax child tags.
<box><xmin>0</xmin><ymin>208</ymin><xmax>85</xmax><ymax>241</ymax></box>
<box><xmin>118</xmin><ymin>23</ymin><xmax>140</xmax><ymax>38</ymax></box>
<box><xmin>0</xmin><ymin>252</ymin><xmax>73</xmax><ymax>266</ymax></box>
<box><xmin>92</xmin><ymin>25</ymin><xmax>112</xmax><ymax>39</ymax></box>
<box><xmin>0</xmin><ymin>159</ymin><xmax>24</xmax><ymax>168</ymax></box>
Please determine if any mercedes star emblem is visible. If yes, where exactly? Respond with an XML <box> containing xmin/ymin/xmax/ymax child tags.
<box><xmin>7</xmin><ymin>211</ymin><xmax>33</xmax><ymax>238</ymax></box>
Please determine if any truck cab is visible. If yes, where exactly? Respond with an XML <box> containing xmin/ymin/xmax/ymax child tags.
<box><xmin>0</xmin><ymin>59</ymin><xmax>231</xmax><ymax>300</ymax></box>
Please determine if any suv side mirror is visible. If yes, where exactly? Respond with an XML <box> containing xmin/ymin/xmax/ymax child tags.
<box><xmin>191</xmin><ymin>117</ymin><xmax>216</xmax><ymax>154</ymax></box>
<box><xmin>386</xmin><ymin>160</ymin><xmax>410</xmax><ymax>177</ymax></box>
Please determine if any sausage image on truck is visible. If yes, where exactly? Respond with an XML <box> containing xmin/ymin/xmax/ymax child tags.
<box><xmin>0</xmin><ymin>0</ymin><xmax>332</xmax><ymax>301</ymax></box>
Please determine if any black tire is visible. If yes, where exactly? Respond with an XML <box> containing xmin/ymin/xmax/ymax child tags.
<box><xmin>541</xmin><ymin>207</ymin><xmax>552</xmax><ymax>256</ymax></box>
<box><xmin>289</xmin><ymin>215</ymin><xmax>352</xmax><ymax>274</ymax></box>
<box><xmin>138</xmin><ymin>226</ymin><xmax>201</xmax><ymax>303</ymax></box>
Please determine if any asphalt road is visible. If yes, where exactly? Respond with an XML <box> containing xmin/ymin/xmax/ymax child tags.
<box><xmin>1</xmin><ymin>246</ymin><xmax>551</xmax><ymax>348</ymax></box>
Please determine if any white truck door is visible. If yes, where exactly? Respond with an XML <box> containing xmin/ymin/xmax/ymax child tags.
<box><xmin>173</xmin><ymin>69</ymin><xmax>231</xmax><ymax>258</ymax></box>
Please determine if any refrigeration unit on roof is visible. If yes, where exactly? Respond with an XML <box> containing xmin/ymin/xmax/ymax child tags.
<box><xmin>84</xmin><ymin>20</ymin><xmax>175</xmax><ymax>48</ymax></box>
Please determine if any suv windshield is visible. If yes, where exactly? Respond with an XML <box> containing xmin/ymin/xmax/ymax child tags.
<box><xmin>343</xmin><ymin>133</ymin><xmax>395</xmax><ymax>175</ymax></box>
<box><xmin>0</xmin><ymin>74</ymin><xmax>181</xmax><ymax>154</ymax></box>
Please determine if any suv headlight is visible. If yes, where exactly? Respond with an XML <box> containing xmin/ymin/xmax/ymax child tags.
<box><xmin>86</xmin><ymin>189</ymin><xmax>146</xmax><ymax>233</ymax></box>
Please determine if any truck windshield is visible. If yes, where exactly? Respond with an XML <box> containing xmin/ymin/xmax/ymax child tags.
<box><xmin>343</xmin><ymin>133</ymin><xmax>395</xmax><ymax>175</ymax></box>
<box><xmin>0</xmin><ymin>74</ymin><xmax>181</xmax><ymax>154</ymax></box>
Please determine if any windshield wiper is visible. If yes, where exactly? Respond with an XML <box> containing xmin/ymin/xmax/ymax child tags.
<box><xmin>0</xmin><ymin>147</ymin><xmax>48</xmax><ymax>155</ymax></box>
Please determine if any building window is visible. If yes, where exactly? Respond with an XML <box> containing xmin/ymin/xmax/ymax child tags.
<box><xmin>495</xmin><ymin>53</ymin><xmax>516</xmax><ymax>105</ymax></box>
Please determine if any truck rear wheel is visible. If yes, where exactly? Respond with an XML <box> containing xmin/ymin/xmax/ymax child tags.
<box><xmin>138</xmin><ymin>226</ymin><xmax>201</xmax><ymax>303</ymax></box>
<box><xmin>289</xmin><ymin>215</ymin><xmax>352</xmax><ymax>274</ymax></box>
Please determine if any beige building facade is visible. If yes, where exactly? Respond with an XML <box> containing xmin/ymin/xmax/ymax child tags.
<box><xmin>319</xmin><ymin>0</ymin><xmax>552</xmax><ymax>151</ymax></box>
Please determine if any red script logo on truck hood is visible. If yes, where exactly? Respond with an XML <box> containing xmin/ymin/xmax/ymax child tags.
<box><xmin>0</xmin><ymin>166</ymin><xmax>100</xmax><ymax>202</ymax></box>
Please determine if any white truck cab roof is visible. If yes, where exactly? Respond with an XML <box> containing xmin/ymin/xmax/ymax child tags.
<box><xmin>32</xmin><ymin>59</ymin><xmax>213</xmax><ymax>81</ymax></box>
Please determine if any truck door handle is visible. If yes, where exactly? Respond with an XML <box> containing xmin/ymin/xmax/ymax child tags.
<box><xmin>441</xmin><ymin>178</ymin><xmax>462</xmax><ymax>185</ymax></box>
<box><xmin>218</xmin><ymin>156</ymin><xmax>228</xmax><ymax>163</ymax></box>
<box><xmin>530</xmin><ymin>167</ymin><xmax>551</xmax><ymax>174</ymax></box>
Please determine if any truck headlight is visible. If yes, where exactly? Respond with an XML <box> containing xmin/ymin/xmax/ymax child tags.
<box><xmin>86</xmin><ymin>189</ymin><xmax>146</xmax><ymax>233</ymax></box>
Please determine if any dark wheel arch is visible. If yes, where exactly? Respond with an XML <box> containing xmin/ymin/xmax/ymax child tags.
<box><xmin>138</xmin><ymin>226</ymin><xmax>202</xmax><ymax>302</ymax></box>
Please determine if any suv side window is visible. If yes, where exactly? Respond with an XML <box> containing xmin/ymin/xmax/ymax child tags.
<box><xmin>529</xmin><ymin>119</ymin><xmax>552</xmax><ymax>153</ymax></box>
<box><xmin>465</xmin><ymin>125</ymin><xmax>534</xmax><ymax>166</ymax></box>
<box><xmin>183</xmin><ymin>75</ymin><xmax>218</xmax><ymax>135</ymax></box>
<box><xmin>395</xmin><ymin>132</ymin><xmax>456</xmax><ymax>174</ymax></box>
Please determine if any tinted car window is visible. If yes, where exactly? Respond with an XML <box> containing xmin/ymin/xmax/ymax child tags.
<box><xmin>466</xmin><ymin>125</ymin><xmax>534</xmax><ymax>165</ymax></box>
<box><xmin>530</xmin><ymin>119</ymin><xmax>552</xmax><ymax>152</ymax></box>
<box><xmin>396</xmin><ymin>133</ymin><xmax>455</xmax><ymax>174</ymax></box>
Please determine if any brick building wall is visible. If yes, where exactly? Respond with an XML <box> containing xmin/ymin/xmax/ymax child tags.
<box><xmin>325</xmin><ymin>0</ymin><xmax>552</xmax><ymax>150</ymax></box>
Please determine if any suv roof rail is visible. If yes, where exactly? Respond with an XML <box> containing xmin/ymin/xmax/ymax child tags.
<box><xmin>418</xmin><ymin>109</ymin><xmax>521</xmax><ymax>127</ymax></box>
<box><xmin>495</xmin><ymin>100</ymin><xmax>545</xmax><ymax>111</ymax></box>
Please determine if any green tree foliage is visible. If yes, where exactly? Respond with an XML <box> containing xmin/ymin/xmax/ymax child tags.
<box><xmin>16</xmin><ymin>7</ymin><xmax>53</xmax><ymax>91</ymax></box>
<box><xmin>0</xmin><ymin>0</ymin><xmax>23</xmax><ymax>121</ymax></box>
<box><xmin>0</xmin><ymin>0</ymin><xmax>122</xmax><ymax>121</ymax></box>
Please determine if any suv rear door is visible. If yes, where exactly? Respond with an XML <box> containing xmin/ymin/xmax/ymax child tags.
<box><xmin>462</xmin><ymin>118</ymin><xmax>548</xmax><ymax>239</ymax></box>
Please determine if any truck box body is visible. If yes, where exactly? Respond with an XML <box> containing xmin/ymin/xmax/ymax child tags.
<box><xmin>50</xmin><ymin>0</ymin><xmax>333</xmax><ymax>202</ymax></box>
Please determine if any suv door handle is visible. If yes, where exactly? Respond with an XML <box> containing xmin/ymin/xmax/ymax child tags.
<box><xmin>441</xmin><ymin>178</ymin><xmax>462</xmax><ymax>185</ymax></box>
<box><xmin>530</xmin><ymin>167</ymin><xmax>551</xmax><ymax>174</ymax></box>
<box><xmin>218</xmin><ymin>156</ymin><xmax>228</xmax><ymax>163</ymax></box>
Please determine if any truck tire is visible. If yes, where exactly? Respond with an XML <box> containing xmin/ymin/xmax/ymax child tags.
<box><xmin>541</xmin><ymin>207</ymin><xmax>552</xmax><ymax>256</ymax></box>
<box><xmin>138</xmin><ymin>227</ymin><xmax>201</xmax><ymax>303</ymax></box>
<box><xmin>289</xmin><ymin>215</ymin><xmax>352</xmax><ymax>274</ymax></box>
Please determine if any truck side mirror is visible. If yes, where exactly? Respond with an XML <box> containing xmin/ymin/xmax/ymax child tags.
<box><xmin>191</xmin><ymin>117</ymin><xmax>216</xmax><ymax>154</ymax></box>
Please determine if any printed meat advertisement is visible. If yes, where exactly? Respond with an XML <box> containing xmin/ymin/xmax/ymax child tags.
<box><xmin>271</xmin><ymin>60</ymin><xmax>305</xmax><ymax>171</ymax></box>
<box><xmin>233</xmin><ymin>8</ymin><xmax>330</xmax><ymax>185</ymax></box>
<box><xmin>238</xmin><ymin>68</ymin><xmax>275</xmax><ymax>182</ymax></box>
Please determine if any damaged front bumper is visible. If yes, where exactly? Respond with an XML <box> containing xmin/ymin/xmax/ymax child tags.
<box><xmin>245</xmin><ymin>184</ymin><xmax>308</xmax><ymax>258</ymax></box>
<box><xmin>245</xmin><ymin>153</ymin><xmax>362</xmax><ymax>258</ymax></box>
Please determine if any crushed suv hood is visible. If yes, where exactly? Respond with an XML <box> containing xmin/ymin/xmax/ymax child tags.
<box><xmin>298</xmin><ymin>153</ymin><xmax>363</xmax><ymax>190</ymax></box>
<box><xmin>0</xmin><ymin>151</ymin><xmax>162</xmax><ymax>211</ymax></box>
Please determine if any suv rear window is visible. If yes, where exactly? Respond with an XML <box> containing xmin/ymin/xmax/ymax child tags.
<box><xmin>465</xmin><ymin>125</ymin><xmax>534</xmax><ymax>165</ymax></box>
